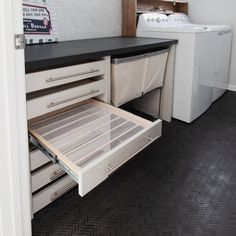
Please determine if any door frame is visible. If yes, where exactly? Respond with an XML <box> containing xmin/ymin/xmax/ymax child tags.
<box><xmin>0</xmin><ymin>0</ymin><xmax>32</xmax><ymax>235</ymax></box>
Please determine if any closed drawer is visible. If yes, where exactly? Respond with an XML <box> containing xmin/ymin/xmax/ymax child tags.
<box><xmin>30</xmin><ymin>149</ymin><xmax>50</xmax><ymax>171</ymax></box>
<box><xmin>29</xmin><ymin>99</ymin><xmax>162</xmax><ymax>197</ymax></box>
<box><xmin>27</xmin><ymin>79</ymin><xmax>105</xmax><ymax>119</ymax></box>
<box><xmin>32</xmin><ymin>176</ymin><xmax>76</xmax><ymax>214</ymax></box>
<box><xmin>32</xmin><ymin>163</ymin><xmax>65</xmax><ymax>192</ymax></box>
<box><xmin>26</xmin><ymin>60</ymin><xmax>106</xmax><ymax>93</ymax></box>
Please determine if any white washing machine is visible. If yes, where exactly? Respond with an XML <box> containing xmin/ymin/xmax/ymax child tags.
<box><xmin>168</xmin><ymin>13</ymin><xmax>232</xmax><ymax>102</ymax></box>
<box><xmin>137</xmin><ymin>13</ymin><xmax>218</xmax><ymax>123</ymax></box>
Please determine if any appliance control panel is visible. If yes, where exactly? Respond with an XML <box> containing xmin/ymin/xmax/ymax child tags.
<box><xmin>168</xmin><ymin>13</ymin><xmax>190</xmax><ymax>24</ymax></box>
<box><xmin>139</xmin><ymin>13</ymin><xmax>171</xmax><ymax>27</ymax></box>
<box><xmin>138</xmin><ymin>13</ymin><xmax>191</xmax><ymax>30</ymax></box>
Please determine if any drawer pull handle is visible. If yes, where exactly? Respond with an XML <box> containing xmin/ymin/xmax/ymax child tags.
<box><xmin>46</xmin><ymin>69</ymin><xmax>100</xmax><ymax>83</ymax></box>
<box><xmin>47</xmin><ymin>89</ymin><xmax>100</xmax><ymax>108</ymax></box>
<box><xmin>50</xmin><ymin>182</ymin><xmax>76</xmax><ymax>202</ymax></box>
<box><xmin>50</xmin><ymin>169</ymin><xmax>65</xmax><ymax>181</ymax></box>
<box><xmin>107</xmin><ymin>136</ymin><xmax>157</xmax><ymax>177</ymax></box>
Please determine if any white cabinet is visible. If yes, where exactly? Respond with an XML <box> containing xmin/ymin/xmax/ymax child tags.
<box><xmin>27</xmin><ymin>56</ymin><xmax>162</xmax><ymax>213</ymax></box>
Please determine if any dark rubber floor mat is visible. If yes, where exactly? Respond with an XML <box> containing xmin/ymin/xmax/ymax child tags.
<box><xmin>32</xmin><ymin>91</ymin><xmax>236</xmax><ymax>236</ymax></box>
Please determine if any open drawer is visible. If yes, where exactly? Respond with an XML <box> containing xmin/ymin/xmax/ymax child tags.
<box><xmin>28</xmin><ymin>99</ymin><xmax>162</xmax><ymax>196</ymax></box>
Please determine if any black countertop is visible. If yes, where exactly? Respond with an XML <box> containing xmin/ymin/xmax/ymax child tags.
<box><xmin>25</xmin><ymin>37</ymin><xmax>177</xmax><ymax>73</ymax></box>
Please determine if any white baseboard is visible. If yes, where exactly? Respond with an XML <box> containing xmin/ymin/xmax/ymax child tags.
<box><xmin>228</xmin><ymin>84</ymin><xmax>236</xmax><ymax>92</ymax></box>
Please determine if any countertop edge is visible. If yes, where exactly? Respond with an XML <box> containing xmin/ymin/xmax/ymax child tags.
<box><xmin>25</xmin><ymin>37</ymin><xmax>178</xmax><ymax>74</ymax></box>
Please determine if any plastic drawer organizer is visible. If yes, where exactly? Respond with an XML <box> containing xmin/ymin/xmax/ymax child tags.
<box><xmin>28</xmin><ymin>99</ymin><xmax>162</xmax><ymax>196</ymax></box>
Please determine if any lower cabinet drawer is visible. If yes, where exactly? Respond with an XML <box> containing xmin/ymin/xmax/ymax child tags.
<box><xmin>31</xmin><ymin>163</ymin><xmax>65</xmax><ymax>193</ymax></box>
<box><xmin>32</xmin><ymin>176</ymin><xmax>76</xmax><ymax>214</ymax></box>
<box><xmin>29</xmin><ymin>99</ymin><xmax>162</xmax><ymax>197</ymax></box>
<box><xmin>27</xmin><ymin>79</ymin><xmax>105</xmax><ymax>119</ymax></box>
<box><xmin>30</xmin><ymin>149</ymin><xmax>50</xmax><ymax>172</ymax></box>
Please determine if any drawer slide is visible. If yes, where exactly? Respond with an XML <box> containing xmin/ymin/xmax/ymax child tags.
<box><xmin>28</xmin><ymin>99</ymin><xmax>162</xmax><ymax>196</ymax></box>
<box><xmin>29</xmin><ymin>133</ymin><xmax>80</xmax><ymax>183</ymax></box>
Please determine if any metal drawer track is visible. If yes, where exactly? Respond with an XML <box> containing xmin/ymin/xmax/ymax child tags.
<box><xmin>29</xmin><ymin>134</ymin><xmax>79</xmax><ymax>183</ymax></box>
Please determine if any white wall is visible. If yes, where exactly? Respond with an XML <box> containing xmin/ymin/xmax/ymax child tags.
<box><xmin>54</xmin><ymin>0</ymin><xmax>122</xmax><ymax>41</ymax></box>
<box><xmin>188</xmin><ymin>0</ymin><xmax>236</xmax><ymax>89</ymax></box>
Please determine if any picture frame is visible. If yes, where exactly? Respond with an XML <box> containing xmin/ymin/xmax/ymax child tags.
<box><xmin>23</xmin><ymin>0</ymin><xmax>58</xmax><ymax>44</ymax></box>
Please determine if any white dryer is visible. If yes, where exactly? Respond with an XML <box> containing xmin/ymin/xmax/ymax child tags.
<box><xmin>137</xmin><ymin>13</ymin><xmax>218</xmax><ymax>123</ymax></box>
<box><xmin>168</xmin><ymin>13</ymin><xmax>232</xmax><ymax>102</ymax></box>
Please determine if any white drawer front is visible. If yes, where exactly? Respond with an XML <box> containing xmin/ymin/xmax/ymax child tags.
<box><xmin>79</xmin><ymin>119</ymin><xmax>161</xmax><ymax>196</ymax></box>
<box><xmin>30</xmin><ymin>149</ymin><xmax>50</xmax><ymax>171</ymax></box>
<box><xmin>29</xmin><ymin>99</ymin><xmax>162</xmax><ymax>197</ymax></box>
<box><xmin>26</xmin><ymin>60</ymin><xmax>106</xmax><ymax>93</ymax></box>
<box><xmin>27</xmin><ymin>80</ymin><xmax>105</xmax><ymax>119</ymax></box>
<box><xmin>32</xmin><ymin>163</ymin><xmax>65</xmax><ymax>192</ymax></box>
<box><xmin>32</xmin><ymin>176</ymin><xmax>76</xmax><ymax>214</ymax></box>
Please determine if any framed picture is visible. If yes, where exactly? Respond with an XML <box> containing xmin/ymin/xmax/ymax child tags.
<box><xmin>23</xmin><ymin>0</ymin><xmax>58</xmax><ymax>44</ymax></box>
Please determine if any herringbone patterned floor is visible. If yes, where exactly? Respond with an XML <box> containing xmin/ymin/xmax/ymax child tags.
<box><xmin>32</xmin><ymin>92</ymin><xmax>236</xmax><ymax>236</ymax></box>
